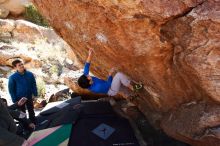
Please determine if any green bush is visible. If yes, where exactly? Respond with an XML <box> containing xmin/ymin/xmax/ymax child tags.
<box><xmin>36</xmin><ymin>77</ymin><xmax>46</xmax><ymax>98</ymax></box>
<box><xmin>24</xmin><ymin>5</ymin><xmax>49</xmax><ymax>27</ymax></box>
<box><xmin>49</xmin><ymin>65</ymin><xmax>59</xmax><ymax>75</ymax></box>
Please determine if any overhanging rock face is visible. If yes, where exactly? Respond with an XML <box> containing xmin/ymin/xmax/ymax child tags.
<box><xmin>33</xmin><ymin>0</ymin><xmax>220</xmax><ymax>145</ymax></box>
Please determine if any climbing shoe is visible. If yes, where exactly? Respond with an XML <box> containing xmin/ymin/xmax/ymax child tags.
<box><xmin>133</xmin><ymin>82</ymin><xmax>143</xmax><ymax>92</ymax></box>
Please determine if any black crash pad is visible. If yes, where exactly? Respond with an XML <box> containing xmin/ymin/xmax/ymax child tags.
<box><xmin>68</xmin><ymin>116</ymin><xmax>140</xmax><ymax>146</ymax></box>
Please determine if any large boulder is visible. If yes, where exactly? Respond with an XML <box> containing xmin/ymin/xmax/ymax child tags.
<box><xmin>0</xmin><ymin>19</ymin><xmax>44</xmax><ymax>66</ymax></box>
<box><xmin>161</xmin><ymin>101</ymin><xmax>220</xmax><ymax>146</ymax></box>
<box><xmin>0</xmin><ymin>19</ymin><xmax>14</xmax><ymax>38</ymax></box>
<box><xmin>0</xmin><ymin>19</ymin><xmax>61</xmax><ymax>42</ymax></box>
<box><xmin>0</xmin><ymin>0</ymin><xmax>31</xmax><ymax>17</ymax></box>
<box><xmin>33</xmin><ymin>0</ymin><xmax>220</xmax><ymax>145</ymax></box>
<box><xmin>0</xmin><ymin>19</ymin><xmax>76</xmax><ymax>69</ymax></box>
<box><xmin>0</xmin><ymin>6</ymin><xmax>9</xmax><ymax>18</ymax></box>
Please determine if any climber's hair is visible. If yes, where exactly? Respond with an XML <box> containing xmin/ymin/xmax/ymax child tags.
<box><xmin>12</xmin><ymin>59</ymin><xmax>22</xmax><ymax>67</ymax></box>
<box><xmin>78</xmin><ymin>75</ymin><xmax>91</xmax><ymax>89</ymax></box>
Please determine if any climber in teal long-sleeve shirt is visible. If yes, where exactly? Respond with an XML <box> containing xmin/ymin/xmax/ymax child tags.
<box><xmin>78</xmin><ymin>48</ymin><xmax>143</xmax><ymax>98</ymax></box>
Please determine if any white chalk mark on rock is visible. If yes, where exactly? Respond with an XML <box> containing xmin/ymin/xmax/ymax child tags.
<box><xmin>82</xmin><ymin>34</ymin><xmax>89</xmax><ymax>42</ymax></box>
<box><xmin>96</xmin><ymin>33</ymin><xmax>108</xmax><ymax>43</ymax></box>
<box><xmin>64</xmin><ymin>22</ymin><xmax>74</xmax><ymax>30</ymax></box>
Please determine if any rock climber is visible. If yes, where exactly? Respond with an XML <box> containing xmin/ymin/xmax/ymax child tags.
<box><xmin>77</xmin><ymin>48</ymin><xmax>143</xmax><ymax>99</ymax></box>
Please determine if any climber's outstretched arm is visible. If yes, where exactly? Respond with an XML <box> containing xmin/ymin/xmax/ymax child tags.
<box><xmin>84</xmin><ymin>48</ymin><xmax>94</xmax><ymax>75</ymax></box>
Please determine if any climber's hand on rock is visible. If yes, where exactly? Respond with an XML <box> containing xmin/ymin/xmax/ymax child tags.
<box><xmin>109</xmin><ymin>68</ymin><xmax>117</xmax><ymax>76</ymax></box>
<box><xmin>87</xmin><ymin>48</ymin><xmax>94</xmax><ymax>63</ymax></box>
<box><xmin>88</xmin><ymin>48</ymin><xmax>94</xmax><ymax>56</ymax></box>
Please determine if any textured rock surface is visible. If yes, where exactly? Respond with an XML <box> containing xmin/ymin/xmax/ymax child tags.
<box><xmin>0</xmin><ymin>0</ymin><xmax>31</xmax><ymax>17</ymax></box>
<box><xmin>161</xmin><ymin>101</ymin><xmax>220</xmax><ymax>146</ymax></box>
<box><xmin>0</xmin><ymin>19</ymin><xmax>65</xmax><ymax>66</ymax></box>
<box><xmin>33</xmin><ymin>0</ymin><xmax>220</xmax><ymax>145</ymax></box>
<box><xmin>0</xmin><ymin>6</ymin><xmax>9</xmax><ymax>18</ymax></box>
